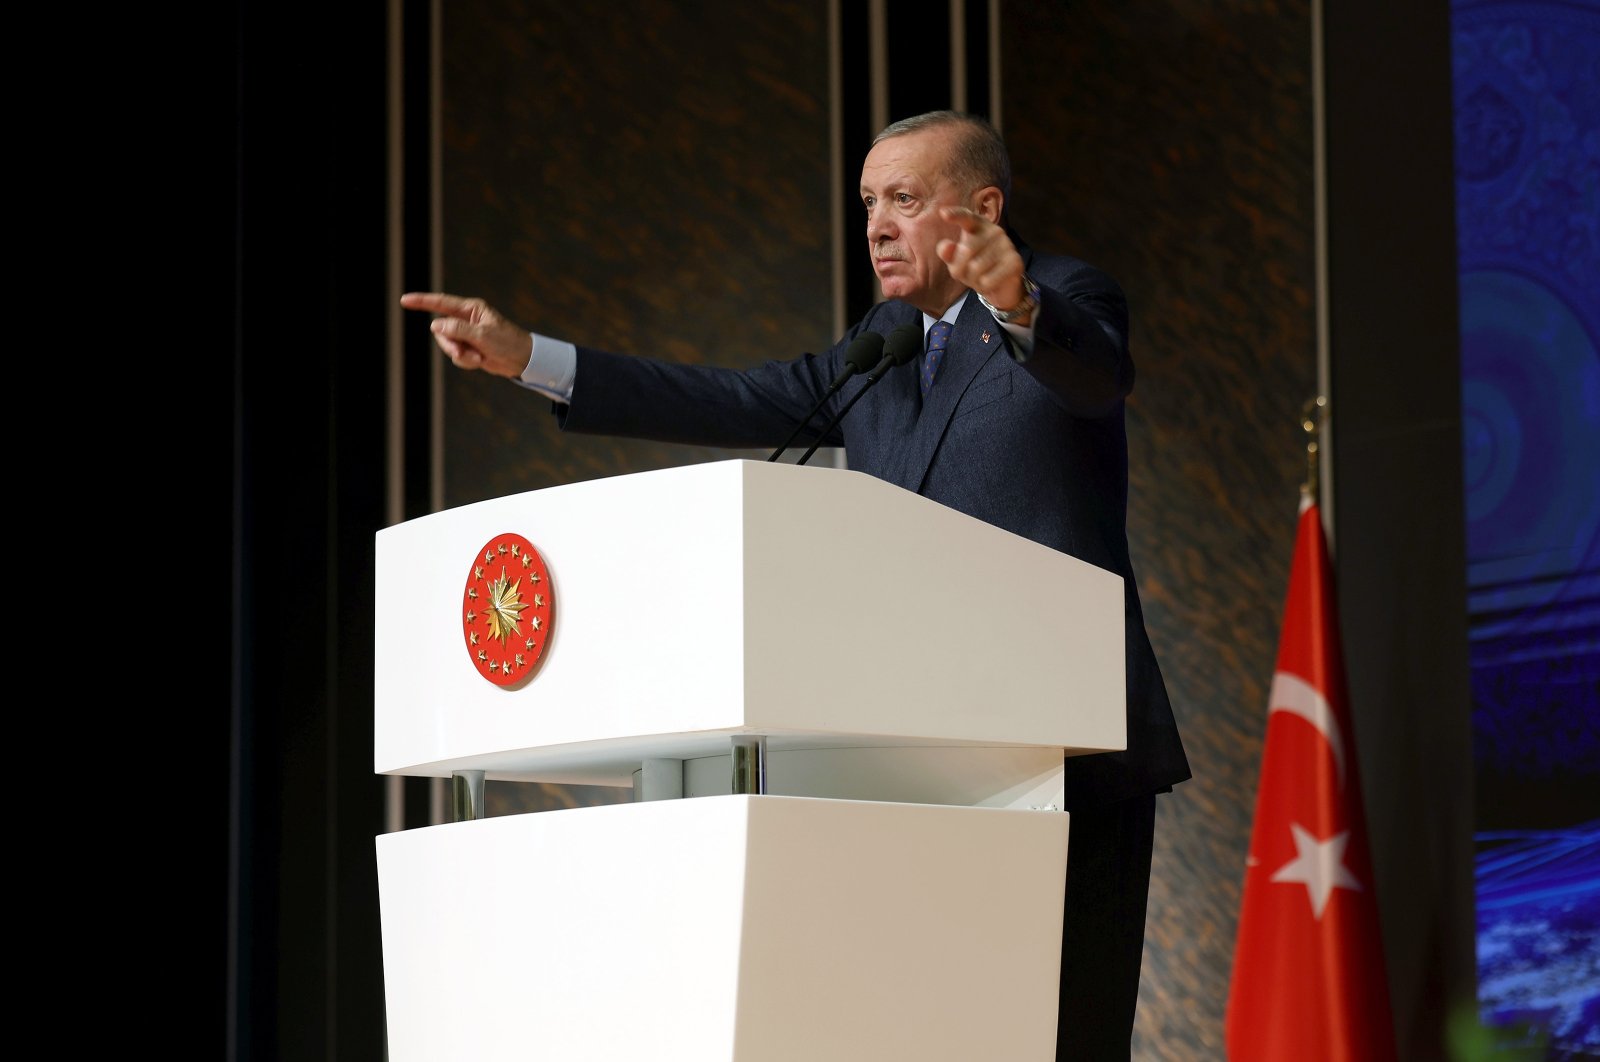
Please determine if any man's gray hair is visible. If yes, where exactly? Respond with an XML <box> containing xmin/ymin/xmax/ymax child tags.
<box><xmin>873</xmin><ymin>111</ymin><xmax>1012</xmax><ymax>207</ymax></box>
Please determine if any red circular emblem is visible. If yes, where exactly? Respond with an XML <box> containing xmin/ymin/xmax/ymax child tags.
<box><xmin>462</xmin><ymin>532</ymin><xmax>555</xmax><ymax>687</ymax></box>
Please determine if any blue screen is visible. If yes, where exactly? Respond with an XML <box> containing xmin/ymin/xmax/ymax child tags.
<box><xmin>1452</xmin><ymin>1</ymin><xmax>1600</xmax><ymax>1055</ymax></box>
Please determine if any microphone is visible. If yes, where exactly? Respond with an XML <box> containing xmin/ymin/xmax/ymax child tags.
<box><xmin>766</xmin><ymin>330</ymin><xmax>886</xmax><ymax>462</ymax></box>
<box><xmin>796</xmin><ymin>324</ymin><xmax>922</xmax><ymax>466</ymax></box>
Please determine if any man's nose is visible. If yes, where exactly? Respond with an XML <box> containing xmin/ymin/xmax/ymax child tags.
<box><xmin>867</xmin><ymin>210</ymin><xmax>895</xmax><ymax>241</ymax></box>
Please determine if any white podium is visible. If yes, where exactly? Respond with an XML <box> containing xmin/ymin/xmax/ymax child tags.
<box><xmin>374</xmin><ymin>460</ymin><xmax>1126</xmax><ymax>1061</ymax></box>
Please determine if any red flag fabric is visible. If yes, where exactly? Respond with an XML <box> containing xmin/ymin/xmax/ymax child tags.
<box><xmin>1226</xmin><ymin>497</ymin><xmax>1397</xmax><ymax>1060</ymax></box>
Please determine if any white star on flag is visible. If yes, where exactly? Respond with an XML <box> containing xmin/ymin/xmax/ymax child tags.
<box><xmin>1270</xmin><ymin>822</ymin><xmax>1363</xmax><ymax>919</ymax></box>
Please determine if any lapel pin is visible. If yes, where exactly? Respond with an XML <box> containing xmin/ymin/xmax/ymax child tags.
<box><xmin>981</xmin><ymin>330</ymin><xmax>992</xmax><ymax>344</ymax></box>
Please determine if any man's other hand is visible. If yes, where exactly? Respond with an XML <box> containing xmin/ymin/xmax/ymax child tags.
<box><xmin>935</xmin><ymin>206</ymin><xmax>1030</xmax><ymax>323</ymax></box>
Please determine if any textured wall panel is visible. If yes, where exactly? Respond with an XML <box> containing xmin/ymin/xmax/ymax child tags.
<box><xmin>1002</xmin><ymin>2</ymin><xmax>1317</xmax><ymax>1057</ymax></box>
<box><xmin>440</xmin><ymin>0</ymin><xmax>833</xmax><ymax>508</ymax></box>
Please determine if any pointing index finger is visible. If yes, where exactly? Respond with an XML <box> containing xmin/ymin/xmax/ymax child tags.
<box><xmin>939</xmin><ymin>205</ymin><xmax>985</xmax><ymax>231</ymax></box>
<box><xmin>399</xmin><ymin>291</ymin><xmax>475</xmax><ymax>317</ymax></box>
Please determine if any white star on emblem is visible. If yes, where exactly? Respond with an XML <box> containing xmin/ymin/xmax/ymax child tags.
<box><xmin>1270</xmin><ymin>823</ymin><xmax>1362</xmax><ymax>919</ymax></box>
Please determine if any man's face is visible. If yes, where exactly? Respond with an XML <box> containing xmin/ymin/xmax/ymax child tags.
<box><xmin>860</xmin><ymin>127</ymin><xmax>970</xmax><ymax>315</ymax></box>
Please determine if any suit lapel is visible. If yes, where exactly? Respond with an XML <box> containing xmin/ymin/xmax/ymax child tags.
<box><xmin>879</xmin><ymin>294</ymin><xmax>1006</xmax><ymax>494</ymax></box>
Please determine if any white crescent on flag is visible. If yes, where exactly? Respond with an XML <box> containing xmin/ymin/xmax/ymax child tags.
<box><xmin>1268</xmin><ymin>670</ymin><xmax>1346</xmax><ymax>791</ymax></box>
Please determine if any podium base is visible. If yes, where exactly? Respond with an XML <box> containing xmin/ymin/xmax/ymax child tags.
<box><xmin>377</xmin><ymin>794</ymin><xmax>1069</xmax><ymax>1061</ymax></box>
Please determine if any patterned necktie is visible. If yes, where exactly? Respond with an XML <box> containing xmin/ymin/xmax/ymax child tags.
<box><xmin>922</xmin><ymin>320</ymin><xmax>952</xmax><ymax>399</ymax></box>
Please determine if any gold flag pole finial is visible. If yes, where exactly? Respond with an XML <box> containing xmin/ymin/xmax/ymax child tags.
<box><xmin>1301</xmin><ymin>395</ymin><xmax>1327</xmax><ymax>502</ymax></box>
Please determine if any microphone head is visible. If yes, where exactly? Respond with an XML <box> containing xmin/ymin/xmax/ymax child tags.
<box><xmin>883</xmin><ymin>324</ymin><xmax>922</xmax><ymax>366</ymax></box>
<box><xmin>843</xmin><ymin>330</ymin><xmax>886</xmax><ymax>374</ymax></box>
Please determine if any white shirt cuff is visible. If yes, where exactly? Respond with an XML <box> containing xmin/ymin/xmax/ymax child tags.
<box><xmin>515</xmin><ymin>332</ymin><xmax>577</xmax><ymax>403</ymax></box>
<box><xmin>1000</xmin><ymin>318</ymin><xmax>1036</xmax><ymax>356</ymax></box>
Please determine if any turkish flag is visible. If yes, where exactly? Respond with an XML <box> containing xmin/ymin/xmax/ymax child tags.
<box><xmin>1226</xmin><ymin>498</ymin><xmax>1397</xmax><ymax>1060</ymax></box>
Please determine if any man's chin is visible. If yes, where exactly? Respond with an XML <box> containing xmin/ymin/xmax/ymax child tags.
<box><xmin>877</xmin><ymin>278</ymin><xmax>915</xmax><ymax>302</ymax></box>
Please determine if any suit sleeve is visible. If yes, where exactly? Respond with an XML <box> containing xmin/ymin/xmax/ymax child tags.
<box><xmin>552</xmin><ymin>308</ymin><xmax>895</xmax><ymax>449</ymax></box>
<box><xmin>1010</xmin><ymin>257</ymin><xmax>1135</xmax><ymax>419</ymax></box>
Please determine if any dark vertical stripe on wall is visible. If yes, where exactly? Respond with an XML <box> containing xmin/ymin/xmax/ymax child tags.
<box><xmin>400</xmin><ymin>0</ymin><xmax>436</xmax><ymax>525</ymax></box>
<box><xmin>398</xmin><ymin>0</ymin><xmax>440</xmax><ymax>833</ymax></box>
<box><xmin>962</xmin><ymin>0</ymin><xmax>991</xmax><ymax>119</ymax></box>
<box><xmin>885</xmin><ymin>0</ymin><xmax>953</xmax><ymax>122</ymax></box>
<box><xmin>841</xmin><ymin>1</ymin><xmax>879</xmax><ymax>324</ymax></box>
<box><xmin>1321</xmin><ymin>0</ymin><xmax>1474</xmax><ymax>1056</ymax></box>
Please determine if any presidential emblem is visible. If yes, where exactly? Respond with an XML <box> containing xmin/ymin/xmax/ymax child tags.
<box><xmin>462</xmin><ymin>532</ymin><xmax>554</xmax><ymax>687</ymax></box>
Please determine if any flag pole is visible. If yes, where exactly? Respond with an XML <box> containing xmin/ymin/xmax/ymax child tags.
<box><xmin>1301</xmin><ymin>394</ymin><xmax>1327</xmax><ymax>504</ymax></box>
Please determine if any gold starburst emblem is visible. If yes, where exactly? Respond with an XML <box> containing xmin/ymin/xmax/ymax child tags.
<box><xmin>484</xmin><ymin>568</ymin><xmax>524</xmax><ymax>643</ymax></box>
<box><xmin>462</xmin><ymin>532</ymin><xmax>555</xmax><ymax>687</ymax></box>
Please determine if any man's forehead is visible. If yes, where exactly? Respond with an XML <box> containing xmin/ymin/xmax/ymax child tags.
<box><xmin>861</xmin><ymin>129</ymin><xmax>953</xmax><ymax>188</ymax></box>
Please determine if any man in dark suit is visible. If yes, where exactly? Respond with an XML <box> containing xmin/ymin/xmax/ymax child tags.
<box><xmin>404</xmin><ymin>110</ymin><xmax>1190</xmax><ymax>1060</ymax></box>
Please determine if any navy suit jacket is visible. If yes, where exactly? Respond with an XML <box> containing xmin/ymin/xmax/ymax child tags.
<box><xmin>556</xmin><ymin>242</ymin><xmax>1191</xmax><ymax>808</ymax></box>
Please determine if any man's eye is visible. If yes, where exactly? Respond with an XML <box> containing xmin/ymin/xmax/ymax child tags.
<box><xmin>863</xmin><ymin>196</ymin><xmax>875</xmax><ymax>209</ymax></box>
<box><xmin>896</xmin><ymin>193</ymin><xmax>912</xmax><ymax>204</ymax></box>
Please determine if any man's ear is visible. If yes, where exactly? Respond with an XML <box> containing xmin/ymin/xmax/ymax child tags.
<box><xmin>972</xmin><ymin>186</ymin><xmax>1004</xmax><ymax>224</ymax></box>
